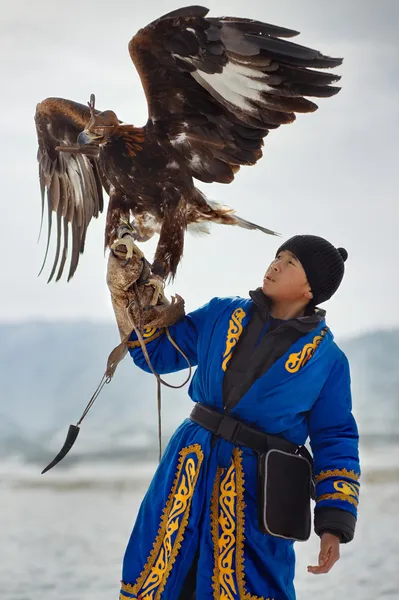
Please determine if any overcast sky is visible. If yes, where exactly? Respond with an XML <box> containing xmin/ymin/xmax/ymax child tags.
<box><xmin>0</xmin><ymin>0</ymin><xmax>397</xmax><ymax>339</ymax></box>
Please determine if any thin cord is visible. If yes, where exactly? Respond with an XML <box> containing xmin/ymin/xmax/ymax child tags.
<box><xmin>73</xmin><ymin>297</ymin><xmax>192</xmax><ymax>463</ymax></box>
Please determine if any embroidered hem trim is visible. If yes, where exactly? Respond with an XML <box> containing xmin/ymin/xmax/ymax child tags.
<box><xmin>211</xmin><ymin>448</ymin><xmax>273</xmax><ymax>600</ymax></box>
<box><xmin>211</xmin><ymin>465</ymin><xmax>222</xmax><ymax>598</ymax></box>
<box><xmin>121</xmin><ymin>443</ymin><xmax>204</xmax><ymax>600</ymax></box>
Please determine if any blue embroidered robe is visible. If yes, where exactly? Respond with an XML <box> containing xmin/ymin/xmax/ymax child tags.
<box><xmin>120</xmin><ymin>296</ymin><xmax>360</xmax><ymax>600</ymax></box>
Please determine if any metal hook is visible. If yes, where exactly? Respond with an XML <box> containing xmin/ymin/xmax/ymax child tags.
<box><xmin>41</xmin><ymin>424</ymin><xmax>80</xmax><ymax>474</ymax></box>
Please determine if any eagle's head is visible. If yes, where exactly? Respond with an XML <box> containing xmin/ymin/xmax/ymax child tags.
<box><xmin>77</xmin><ymin>93</ymin><xmax>119</xmax><ymax>146</ymax></box>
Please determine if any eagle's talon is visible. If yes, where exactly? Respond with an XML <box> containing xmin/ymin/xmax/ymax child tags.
<box><xmin>110</xmin><ymin>232</ymin><xmax>144</xmax><ymax>264</ymax></box>
<box><xmin>145</xmin><ymin>276</ymin><xmax>166</xmax><ymax>307</ymax></box>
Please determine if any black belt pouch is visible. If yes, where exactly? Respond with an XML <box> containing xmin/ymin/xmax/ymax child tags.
<box><xmin>258</xmin><ymin>448</ymin><xmax>313</xmax><ymax>542</ymax></box>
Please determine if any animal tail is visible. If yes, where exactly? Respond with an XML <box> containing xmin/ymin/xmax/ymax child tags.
<box><xmin>205</xmin><ymin>199</ymin><xmax>280</xmax><ymax>237</ymax></box>
<box><xmin>233</xmin><ymin>214</ymin><xmax>280</xmax><ymax>237</ymax></box>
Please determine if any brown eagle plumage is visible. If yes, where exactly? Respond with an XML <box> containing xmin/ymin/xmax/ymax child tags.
<box><xmin>35</xmin><ymin>5</ymin><xmax>343</xmax><ymax>283</ymax></box>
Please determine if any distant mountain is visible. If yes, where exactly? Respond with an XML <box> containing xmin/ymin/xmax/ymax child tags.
<box><xmin>340</xmin><ymin>329</ymin><xmax>399</xmax><ymax>439</ymax></box>
<box><xmin>0</xmin><ymin>321</ymin><xmax>398</xmax><ymax>467</ymax></box>
<box><xmin>0</xmin><ymin>321</ymin><xmax>190</xmax><ymax>466</ymax></box>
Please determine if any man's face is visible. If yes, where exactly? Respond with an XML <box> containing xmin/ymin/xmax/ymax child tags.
<box><xmin>262</xmin><ymin>250</ymin><xmax>312</xmax><ymax>304</ymax></box>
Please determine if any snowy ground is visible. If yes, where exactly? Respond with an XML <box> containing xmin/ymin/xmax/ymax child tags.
<box><xmin>2</xmin><ymin>452</ymin><xmax>399</xmax><ymax>600</ymax></box>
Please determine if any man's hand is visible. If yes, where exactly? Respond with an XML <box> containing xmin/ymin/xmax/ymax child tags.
<box><xmin>307</xmin><ymin>532</ymin><xmax>340</xmax><ymax>575</ymax></box>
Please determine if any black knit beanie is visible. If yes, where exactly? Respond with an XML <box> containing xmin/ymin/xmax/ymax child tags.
<box><xmin>276</xmin><ymin>235</ymin><xmax>348</xmax><ymax>305</ymax></box>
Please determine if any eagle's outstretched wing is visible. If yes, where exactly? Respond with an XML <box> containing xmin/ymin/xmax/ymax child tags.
<box><xmin>129</xmin><ymin>5</ymin><xmax>342</xmax><ymax>184</ymax></box>
<box><xmin>35</xmin><ymin>98</ymin><xmax>105</xmax><ymax>281</ymax></box>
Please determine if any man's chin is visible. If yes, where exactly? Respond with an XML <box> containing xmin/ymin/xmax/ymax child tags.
<box><xmin>262</xmin><ymin>284</ymin><xmax>272</xmax><ymax>297</ymax></box>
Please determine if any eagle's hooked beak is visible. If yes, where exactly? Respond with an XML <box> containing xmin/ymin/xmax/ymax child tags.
<box><xmin>77</xmin><ymin>130</ymin><xmax>97</xmax><ymax>145</ymax></box>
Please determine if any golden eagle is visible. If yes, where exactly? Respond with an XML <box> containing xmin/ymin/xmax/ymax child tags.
<box><xmin>35</xmin><ymin>5</ymin><xmax>342</xmax><ymax>288</ymax></box>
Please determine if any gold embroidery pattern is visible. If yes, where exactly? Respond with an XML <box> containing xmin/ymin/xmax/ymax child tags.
<box><xmin>316</xmin><ymin>493</ymin><xmax>359</xmax><ymax>508</ymax></box>
<box><xmin>222</xmin><ymin>308</ymin><xmax>246</xmax><ymax>371</ymax></box>
<box><xmin>218</xmin><ymin>459</ymin><xmax>239</xmax><ymax>599</ymax></box>
<box><xmin>333</xmin><ymin>480</ymin><xmax>360</xmax><ymax>498</ymax></box>
<box><xmin>121</xmin><ymin>444</ymin><xmax>203</xmax><ymax>600</ymax></box>
<box><xmin>285</xmin><ymin>327</ymin><xmax>328</xmax><ymax>373</ymax></box>
<box><xmin>127</xmin><ymin>329</ymin><xmax>164</xmax><ymax>349</ymax></box>
<box><xmin>120</xmin><ymin>592</ymin><xmax>136</xmax><ymax>600</ymax></box>
<box><xmin>211</xmin><ymin>449</ymin><xmax>272</xmax><ymax>600</ymax></box>
<box><xmin>211</xmin><ymin>466</ymin><xmax>223</xmax><ymax>598</ymax></box>
<box><xmin>143</xmin><ymin>326</ymin><xmax>158</xmax><ymax>338</ymax></box>
<box><xmin>315</xmin><ymin>468</ymin><xmax>360</xmax><ymax>484</ymax></box>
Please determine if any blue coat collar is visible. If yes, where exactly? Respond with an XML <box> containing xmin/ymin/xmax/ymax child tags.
<box><xmin>249</xmin><ymin>287</ymin><xmax>326</xmax><ymax>333</ymax></box>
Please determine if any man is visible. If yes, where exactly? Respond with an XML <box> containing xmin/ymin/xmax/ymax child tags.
<box><xmin>107</xmin><ymin>234</ymin><xmax>360</xmax><ymax>600</ymax></box>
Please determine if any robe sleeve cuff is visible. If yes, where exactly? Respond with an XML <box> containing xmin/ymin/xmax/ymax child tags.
<box><xmin>314</xmin><ymin>506</ymin><xmax>357</xmax><ymax>543</ymax></box>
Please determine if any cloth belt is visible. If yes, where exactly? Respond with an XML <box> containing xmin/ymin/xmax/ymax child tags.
<box><xmin>190</xmin><ymin>403</ymin><xmax>299</xmax><ymax>455</ymax></box>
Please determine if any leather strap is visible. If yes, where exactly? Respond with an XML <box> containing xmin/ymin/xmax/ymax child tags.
<box><xmin>190</xmin><ymin>403</ymin><xmax>298</xmax><ymax>454</ymax></box>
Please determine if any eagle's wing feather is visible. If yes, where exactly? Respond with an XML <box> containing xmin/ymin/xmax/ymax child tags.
<box><xmin>129</xmin><ymin>6</ymin><xmax>342</xmax><ymax>184</ymax></box>
<box><xmin>35</xmin><ymin>98</ymin><xmax>106</xmax><ymax>281</ymax></box>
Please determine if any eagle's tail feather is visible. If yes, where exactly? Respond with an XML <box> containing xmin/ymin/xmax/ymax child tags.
<box><xmin>203</xmin><ymin>198</ymin><xmax>280</xmax><ymax>237</ymax></box>
<box><xmin>233</xmin><ymin>214</ymin><xmax>280</xmax><ymax>237</ymax></box>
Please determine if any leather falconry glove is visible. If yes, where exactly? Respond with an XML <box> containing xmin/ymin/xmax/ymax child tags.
<box><xmin>107</xmin><ymin>223</ymin><xmax>185</xmax><ymax>343</ymax></box>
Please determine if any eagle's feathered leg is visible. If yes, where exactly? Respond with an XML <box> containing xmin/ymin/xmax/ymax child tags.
<box><xmin>147</xmin><ymin>188</ymin><xmax>186</xmax><ymax>306</ymax></box>
<box><xmin>152</xmin><ymin>188</ymin><xmax>186</xmax><ymax>280</ymax></box>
